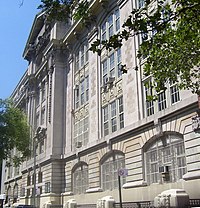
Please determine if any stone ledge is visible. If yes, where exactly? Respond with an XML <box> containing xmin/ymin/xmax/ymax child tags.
<box><xmin>62</xmin><ymin>192</ymin><xmax>73</xmax><ymax>196</ymax></box>
<box><xmin>123</xmin><ymin>180</ymin><xmax>147</xmax><ymax>189</ymax></box>
<box><xmin>183</xmin><ymin>171</ymin><xmax>200</xmax><ymax>180</ymax></box>
<box><xmin>86</xmin><ymin>187</ymin><xmax>103</xmax><ymax>193</ymax></box>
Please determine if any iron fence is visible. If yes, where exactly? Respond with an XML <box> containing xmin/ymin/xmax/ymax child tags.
<box><xmin>77</xmin><ymin>204</ymin><xmax>96</xmax><ymax>208</ymax></box>
<box><xmin>49</xmin><ymin>199</ymin><xmax>200</xmax><ymax>208</ymax></box>
<box><xmin>189</xmin><ymin>199</ymin><xmax>200</xmax><ymax>207</ymax></box>
<box><xmin>114</xmin><ymin>201</ymin><xmax>154</xmax><ymax>208</ymax></box>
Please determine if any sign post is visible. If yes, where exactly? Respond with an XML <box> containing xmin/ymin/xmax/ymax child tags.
<box><xmin>118</xmin><ymin>168</ymin><xmax>128</xmax><ymax>208</ymax></box>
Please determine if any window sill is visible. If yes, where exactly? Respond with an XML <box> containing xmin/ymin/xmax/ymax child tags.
<box><xmin>62</xmin><ymin>192</ymin><xmax>73</xmax><ymax>196</ymax></box>
<box><xmin>123</xmin><ymin>180</ymin><xmax>147</xmax><ymax>189</ymax></box>
<box><xmin>86</xmin><ymin>187</ymin><xmax>103</xmax><ymax>193</ymax></box>
<box><xmin>183</xmin><ymin>171</ymin><xmax>200</xmax><ymax>181</ymax></box>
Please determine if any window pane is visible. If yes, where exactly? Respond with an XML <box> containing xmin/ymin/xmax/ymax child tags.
<box><xmin>102</xmin><ymin>60</ymin><xmax>108</xmax><ymax>84</ymax></box>
<box><xmin>111</xmin><ymin>101</ymin><xmax>116</xmax><ymax>117</ymax></box>
<box><xmin>170</xmin><ymin>84</ymin><xmax>180</xmax><ymax>104</ymax></box>
<box><xmin>117</xmin><ymin>48</ymin><xmax>122</xmax><ymax>77</ymax></box>
<box><xmin>108</xmin><ymin>14</ymin><xmax>114</xmax><ymax>37</ymax></box>
<box><xmin>80</xmin><ymin>80</ymin><xmax>85</xmax><ymax>105</ymax></box>
<box><xmin>75</xmin><ymin>51</ymin><xmax>79</xmax><ymax>71</ymax></box>
<box><xmin>111</xmin><ymin>118</ymin><xmax>117</xmax><ymax>132</ymax></box>
<box><xmin>85</xmin><ymin>43</ymin><xmax>89</xmax><ymax>62</ymax></box>
<box><xmin>101</xmin><ymin>22</ymin><xmax>106</xmax><ymax>40</ymax></box>
<box><xmin>138</xmin><ymin>0</ymin><xmax>145</xmax><ymax>8</ymax></box>
<box><xmin>158</xmin><ymin>91</ymin><xmax>167</xmax><ymax>111</ymax></box>
<box><xmin>80</xmin><ymin>45</ymin><xmax>84</xmax><ymax>67</ymax></box>
<box><xmin>145</xmin><ymin>81</ymin><xmax>154</xmax><ymax>116</ymax></box>
<box><xmin>85</xmin><ymin>76</ymin><xmax>89</xmax><ymax>102</ymax></box>
<box><xmin>115</xmin><ymin>9</ymin><xmax>120</xmax><ymax>31</ymax></box>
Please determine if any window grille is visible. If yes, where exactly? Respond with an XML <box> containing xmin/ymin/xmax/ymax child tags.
<box><xmin>45</xmin><ymin>182</ymin><xmax>51</xmax><ymax>193</ymax></box>
<box><xmin>145</xmin><ymin>134</ymin><xmax>187</xmax><ymax>185</ymax></box>
<box><xmin>101</xmin><ymin>153</ymin><xmax>125</xmax><ymax>190</ymax></box>
<box><xmin>73</xmin><ymin>164</ymin><xmax>88</xmax><ymax>194</ymax></box>
<box><xmin>102</xmin><ymin>96</ymin><xmax>124</xmax><ymax>136</ymax></box>
<box><xmin>74</xmin><ymin>117</ymin><xmax>89</xmax><ymax>149</ymax></box>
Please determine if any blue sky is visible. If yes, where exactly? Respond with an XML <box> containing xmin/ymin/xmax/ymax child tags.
<box><xmin>0</xmin><ymin>0</ymin><xmax>41</xmax><ymax>99</ymax></box>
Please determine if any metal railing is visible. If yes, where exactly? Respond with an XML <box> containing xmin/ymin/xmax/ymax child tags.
<box><xmin>49</xmin><ymin>199</ymin><xmax>200</xmax><ymax>208</ymax></box>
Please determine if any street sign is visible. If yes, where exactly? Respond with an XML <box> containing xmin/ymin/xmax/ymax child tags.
<box><xmin>118</xmin><ymin>168</ymin><xmax>128</xmax><ymax>177</ymax></box>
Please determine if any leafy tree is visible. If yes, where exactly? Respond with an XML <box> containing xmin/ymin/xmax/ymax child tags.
<box><xmin>38</xmin><ymin>0</ymin><xmax>200</xmax><ymax>97</ymax></box>
<box><xmin>0</xmin><ymin>99</ymin><xmax>30</xmax><ymax>166</ymax></box>
<box><xmin>90</xmin><ymin>0</ymin><xmax>200</xmax><ymax>97</ymax></box>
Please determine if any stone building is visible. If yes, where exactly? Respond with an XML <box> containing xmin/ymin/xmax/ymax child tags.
<box><xmin>2</xmin><ymin>0</ymin><xmax>200</xmax><ymax>207</ymax></box>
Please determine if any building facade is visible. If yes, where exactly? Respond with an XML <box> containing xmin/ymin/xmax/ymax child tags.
<box><xmin>2</xmin><ymin>0</ymin><xmax>200</xmax><ymax>207</ymax></box>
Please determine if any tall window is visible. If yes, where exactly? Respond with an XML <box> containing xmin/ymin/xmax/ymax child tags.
<box><xmin>102</xmin><ymin>48</ymin><xmax>122</xmax><ymax>84</ymax></box>
<box><xmin>75</xmin><ymin>76</ymin><xmax>89</xmax><ymax>109</ymax></box>
<box><xmin>36</xmin><ymin>87</ymin><xmax>40</xmax><ymax>106</ymax></box>
<box><xmin>145</xmin><ymin>134</ymin><xmax>187</xmax><ymax>184</ymax></box>
<box><xmin>143</xmin><ymin>79</ymin><xmax>180</xmax><ymax>117</ymax></box>
<box><xmin>73</xmin><ymin>163</ymin><xmax>88</xmax><ymax>194</ymax></box>
<box><xmin>41</xmin><ymin>107</ymin><xmax>45</xmax><ymax>125</ymax></box>
<box><xmin>102</xmin><ymin>96</ymin><xmax>124</xmax><ymax>136</ymax></box>
<box><xmin>101</xmin><ymin>152</ymin><xmax>125</xmax><ymax>190</ymax></box>
<box><xmin>36</xmin><ymin>113</ymin><xmax>39</xmax><ymax>127</ymax></box>
<box><xmin>45</xmin><ymin>182</ymin><xmax>51</xmax><ymax>193</ymax></box>
<box><xmin>144</xmin><ymin>79</ymin><xmax>154</xmax><ymax>116</ymax></box>
<box><xmin>158</xmin><ymin>91</ymin><xmax>167</xmax><ymax>111</ymax></box>
<box><xmin>138</xmin><ymin>0</ymin><xmax>145</xmax><ymax>8</ymax></box>
<box><xmin>101</xmin><ymin>9</ymin><xmax>120</xmax><ymax>41</ymax></box>
<box><xmin>41</xmin><ymin>81</ymin><xmax>46</xmax><ymax>102</ymax></box>
<box><xmin>75</xmin><ymin>42</ymin><xmax>89</xmax><ymax>72</ymax></box>
<box><xmin>170</xmin><ymin>83</ymin><xmax>180</xmax><ymax>104</ymax></box>
<box><xmin>74</xmin><ymin>117</ymin><xmax>89</xmax><ymax>148</ymax></box>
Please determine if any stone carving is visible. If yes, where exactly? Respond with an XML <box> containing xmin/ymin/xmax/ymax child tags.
<box><xmin>192</xmin><ymin>114</ymin><xmax>200</xmax><ymax>131</ymax></box>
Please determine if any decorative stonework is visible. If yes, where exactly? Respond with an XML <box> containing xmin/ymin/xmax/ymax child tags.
<box><xmin>85</xmin><ymin>104</ymin><xmax>89</xmax><ymax>115</ymax></box>
<box><xmin>74</xmin><ymin>112</ymin><xmax>79</xmax><ymax>122</ymax></box>
<box><xmin>74</xmin><ymin>104</ymin><xmax>89</xmax><ymax>122</ymax></box>
<box><xmin>85</xmin><ymin>65</ymin><xmax>89</xmax><ymax>75</ymax></box>
<box><xmin>102</xmin><ymin>92</ymin><xmax>109</xmax><ymax>105</ymax></box>
<box><xmin>101</xmin><ymin>80</ymin><xmax>123</xmax><ymax>106</ymax></box>
<box><xmin>192</xmin><ymin>114</ymin><xmax>200</xmax><ymax>132</ymax></box>
<box><xmin>80</xmin><ymin>68</ymin><xmax>84</xmax><ymax>78</ymax></box>
<box><xmin>109</xmin><ymin>87</ymin><xmax>116</xmax><ymax>100</ymax></box>
<box><xmin>74</xmin><ymin>73</ymin><xmax>79</xmax><ymax>84</ymax></box>
<box><xmin>79</xmin><ymin>107</ymin><xmax>84</xmax><ymax>119</ymax></box>
<box><xmin>116</xmin><ymin>80</ymin><xmax>123</xmax><ymax>94</ymax></box>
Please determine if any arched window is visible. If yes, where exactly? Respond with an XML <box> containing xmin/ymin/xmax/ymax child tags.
<box><xmin>144</xmin><ymin>133</ymin><xmax>187</xmax><ymax>184</ymax></box>
<box><xmin>72</xmin><ymin>162</ymin><xmax>88</xmax><ymax>194</ymax></box>
<box><xmin>101</xmin><ymin>151</ymin><xmax>125</xmax><ymax>190</ymax></box>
